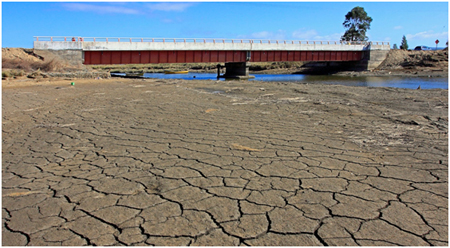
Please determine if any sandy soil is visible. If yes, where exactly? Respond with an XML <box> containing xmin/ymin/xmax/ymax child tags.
<box><xmin>2</xmin><ymin>76</ymin><xmax>448</xmax><ymax>246</ymax></box>
<box><xmin>2</xmin><ymin>48</ymin><xmax>44</xmax><ymax>62</ymax></box>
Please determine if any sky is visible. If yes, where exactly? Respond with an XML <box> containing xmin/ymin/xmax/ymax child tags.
<box><xmin>1</xmin><ymin>1</ymin><xmax>449</xmax><ymax>49</ymax></box>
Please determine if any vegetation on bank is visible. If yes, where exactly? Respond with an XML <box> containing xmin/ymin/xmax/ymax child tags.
<box><xmin>2</xmin><ymin>48</ymin><xmax>72</xmax><ymax>79</ymax></box>
<box><xmin>2</xmin><ymin>69</ymin><xmax>26</xmax><ymax>78</ymax></box>
<box><xmin>400</xmin><ymin>35</ymin><xmax>409</xmax><ymax>50</ymax></box>
<box><xmin>2</xmin><ymin>58</ymin><xmax>64</xmax><ymax>73</ymax></box>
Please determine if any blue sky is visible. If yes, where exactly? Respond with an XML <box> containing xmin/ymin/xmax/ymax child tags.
<box><xmin>2</xmin><ymin>1</ymin><xmax>448</xmax><ymax>49</ymax></box>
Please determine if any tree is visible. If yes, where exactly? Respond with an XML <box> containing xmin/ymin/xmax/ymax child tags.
<box><xmin>341</xmin><ymin>6</ymin><xmax>373</xmax><ymax>42</ymax></box>
<box><xmin>400</xmin><ymin>35</ymin><xmax>408</xmax><ymax>50</ymax></box>
<box><xmin>393</xmin><ymin>44</ymin><xmax>398</xmax><ymax>49</ymax></box>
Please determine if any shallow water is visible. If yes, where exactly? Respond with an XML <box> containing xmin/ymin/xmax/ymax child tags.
<box><xmin>112</xmin><ymin>72</ymin><xmax>448</xmax><ymax>90</ymax></box>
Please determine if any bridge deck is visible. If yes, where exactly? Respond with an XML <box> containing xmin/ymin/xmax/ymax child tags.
<box><xmin>33</xmin><ymin>37</ymin><xmax>390</xmax><ymax>65</ymax></box>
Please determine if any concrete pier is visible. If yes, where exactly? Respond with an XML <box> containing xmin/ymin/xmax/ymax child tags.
<box><xmin>218</xmin><ymin>62</ymin><xmax>255</xmax><ymax>79</ymax></box>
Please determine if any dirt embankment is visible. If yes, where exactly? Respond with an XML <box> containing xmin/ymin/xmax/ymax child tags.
<box><xmin>364</xmin><ymin>49</ymin><xmax>448</xmax><ymax>77</ymax></box>
<box><xmin>2</xmin><ymin>47</ymin><xmax>448</xmax><ymax>80</ymax></box>
<box><xmin>2</xmin><ymin>48</ymin><xmax>108</xmax><ymax>80</ymax></box>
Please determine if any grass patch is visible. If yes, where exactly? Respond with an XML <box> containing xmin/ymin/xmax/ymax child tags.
<box><xmin>2</xmin><ymin>69</ymin><xmax>26</xmax><ymax>78</ymax></box>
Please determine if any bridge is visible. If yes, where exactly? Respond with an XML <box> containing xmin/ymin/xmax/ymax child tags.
<box><xmin>34</xmin><ymin>36</ymin><xmax>390</xmax><ymax>78</ymax></box>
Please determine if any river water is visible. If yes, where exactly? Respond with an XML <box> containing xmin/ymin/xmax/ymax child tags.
<box><xmin>113</xmin><ymin>72</ymin><xmax>448</xmax><ymax>90</ymax></box>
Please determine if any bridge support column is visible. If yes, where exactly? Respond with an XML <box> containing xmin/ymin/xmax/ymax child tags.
<box><xmin>218</xmin><ymin>62</ymin><xmax>255</xmax><ymax>79</ymax></box>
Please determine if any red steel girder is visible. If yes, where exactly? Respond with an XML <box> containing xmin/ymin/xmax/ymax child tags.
<box><xmin>84</xmin><ymin>50</ymin><xmax>363</xmax><ymax>65</ymax></box>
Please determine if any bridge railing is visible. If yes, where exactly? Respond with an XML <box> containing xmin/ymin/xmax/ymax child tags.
<box><xmin>34</xmin><ymin>36</ymin><xmax>389</xmax><ymax>46</ymax></box>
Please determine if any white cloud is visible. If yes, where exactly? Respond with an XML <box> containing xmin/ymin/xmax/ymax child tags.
<box><xmin>61</xmin><ymin>3</ymin><xmax>141</xmax><ymax>15</ymax></box>
<box><xmin>146</xmin><ymin>3</ymin><xmax>194</xmax><ymax>12</ymax></box>
<box><xmin>406</xmin><ymin>30</ymin><xmax>448</xmax><ymax>40</ymax></box>
<box><xmin>60</xmin><ymin>2</ymin><xmax>195</xmax><ymax>15</ymax></box>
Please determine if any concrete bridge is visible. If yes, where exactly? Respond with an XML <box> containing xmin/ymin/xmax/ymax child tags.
<box><xmin>34</xmin><ymin>36</ymin><xmax>390</xmax><ymax>78</ymax></box>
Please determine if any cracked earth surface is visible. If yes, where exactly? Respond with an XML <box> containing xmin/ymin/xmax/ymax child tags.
<box><xmin>2</xmin><ymin>78</ymin><xmax>448</xmax><ymax>246</ymax></box>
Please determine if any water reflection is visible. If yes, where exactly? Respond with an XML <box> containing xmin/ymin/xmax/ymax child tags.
<box><xmin>111</xmin><ymin>72</ymin><xmax>448</xmax><ymax>90</ymax></box>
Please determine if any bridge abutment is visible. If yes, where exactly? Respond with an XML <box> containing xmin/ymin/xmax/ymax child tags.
<box><xmin>361</xmin><ymin>49</ymin><xmax>390</xmax><ymax>70</ymax></box>
<box><xmin>33</xmin><ymin>49</ymin><xmax>84</xmax><ymax>66</ymax></box>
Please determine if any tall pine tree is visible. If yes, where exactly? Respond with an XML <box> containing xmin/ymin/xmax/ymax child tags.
<box><xmin>400</xmin><ymin>35</ymin><xmax>408</xmax><ymax>50</ymax></box>
<box><xmin>341</xmin><ymin>7</ymin><xmax>373</xmax><ymax>42</ymax></box>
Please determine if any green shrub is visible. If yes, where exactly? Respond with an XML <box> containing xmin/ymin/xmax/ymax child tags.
<box><xmin>12</xmin><ymin>70</ymin><xmax>25</xmax><ymax>77</ymax></box>
<box><xmin>1</xmin><ymin>69</ymin><xmax>25</xmax><ymax>77</ymax></box>
<box><xmin>2</xmin><ymin>70</ymin><xmax>11</xmax><ymax>78</ymax></box>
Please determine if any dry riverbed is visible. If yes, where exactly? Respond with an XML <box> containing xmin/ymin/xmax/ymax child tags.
<box><xmin>2</xmin><ymin>77</ymin><xmax>448</xmax><ymax>245</ymax></box>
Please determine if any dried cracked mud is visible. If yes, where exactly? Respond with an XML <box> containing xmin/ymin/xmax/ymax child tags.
<box><xmin>2</xmin><ymin>78</ymin><xmax>448</xmax><ymax>246</ymax></box>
